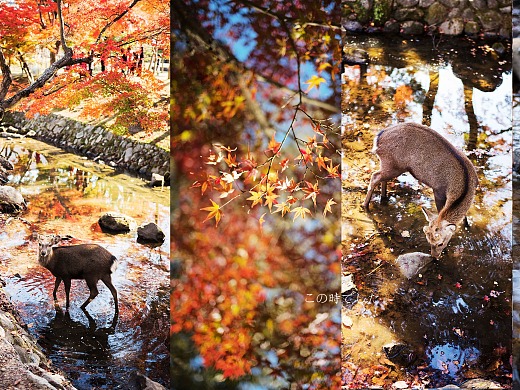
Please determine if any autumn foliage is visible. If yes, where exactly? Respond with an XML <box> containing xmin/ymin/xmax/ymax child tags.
<box><xmin>172</xmin><ymin>0</ymin><xmax>341</xmax><ymax>386</ymax></box>
<box><xmin>0</xmin><ymin>0</ymin><xmax>169</xmax><ymax>135</ymax></box>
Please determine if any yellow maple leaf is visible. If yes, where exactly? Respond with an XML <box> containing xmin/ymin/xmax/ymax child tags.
<box><xmin>323</xmin><ymin>198</ymin><xmax>337</xmax><ymax>217</ymax></box>
<box><xmin>247</xmin><ymin>190</ymin><xmax>264</xmax><ymax>207</ymax></box>
<box><xmin>292</xmin><ymin>206</ymin><xmax>311</xmax><ymax>221</ymax></box>
<box><xmin>318</xmin><ymin>62</ymin><xmax>332</xmax><ymax>72</ymax></box>
<box><xmin>201</xmin><ymin>200</ymin><xmax>222</xmax><ymax>226</ymax></box>
<box><xmin>305</xmin><ymin>75</ymin><xmax>326</xmax><ymax>92</ymax></box>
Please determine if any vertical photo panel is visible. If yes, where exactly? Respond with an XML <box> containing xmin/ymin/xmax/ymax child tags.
<box><xmin>0</xmin><ymin>0</ymin><xmax>170</xmax><ymax>388</ymax></box>
<box><xmin>171</xmin><ymin>0</ymin><xmax>343</xmax><ymax>388</ymax></box>
<box><xmin>342</xmin><ymin>3</ymin><xmax>512</xmax><ymax>388</ymax></box>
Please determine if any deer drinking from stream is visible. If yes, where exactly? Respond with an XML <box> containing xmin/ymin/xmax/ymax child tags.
<box><xmin>37</xmin><ymin>234</ymin><xmax>119</xmax><ymax>313</ymax></box>
<box><xmin>363</xmin><ymin>123</ymin><xmax>478</xmax><ymax>258</ymax></box>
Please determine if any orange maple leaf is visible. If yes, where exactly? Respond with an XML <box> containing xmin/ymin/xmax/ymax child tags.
<box><xmin>264</xmin><ymin>190</ymin><xmax>279</xmax><ymax>211</ymax></box>
<box><xmin>302</xmin><ymin>181</ymin><xmax>319</xmax><ymax>207</ymax></box>
<box><xmin>273</xmin><ymin>202</ymin><xmax>291</xmax><ymax>217</ymax></box>
<box><xmin>325</xmin><ymin>160</ymin><xmax>340</xmax><ymax>178</ymax></box>
<box><xmin>315</xmin><ymin>154</ymin><xmax>331</xmax><ymax>171</ymax></box>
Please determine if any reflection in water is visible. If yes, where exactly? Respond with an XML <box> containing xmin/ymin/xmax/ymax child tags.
<box><xmin>0</xmin><ymin>139</ymin><xmax>169</xmax><ymax>389</ymax></box>
<box><xmin>342</xmin><ymin>36</ymin><xmax>511</xmax><ymax>388</ymax></box>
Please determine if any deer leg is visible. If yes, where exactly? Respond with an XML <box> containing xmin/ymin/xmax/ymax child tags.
<box><xmin>381</xmin><ymin>181</ymin><xmax>388</xmax><ymax>199</ymax></box>
<box><xmin>63</xmin><ymin>279</ymin><xmax>71</xmax><ymax>309</ymax></box>
<box><xmin>52</xmin><ymin>278</ymin><xmax>62</xmax><ymax>301</ymax></box>
<box><xmin>464</xmin><ymin>216</ymin><xmax>470</xmax><ymax>229</ymax></box>
<box><xmin>364</xmin><ymin>171</ymin><xmax>382</xmax><ymax>210</ymax></box>
<box><xmin>81</xmin><ymin>280</ymin><xmax>99</xmax><ymax>309</ymax></box>
<box><xmin>102</xmin><ymin>276</ymin><xmax>119</xmax><ymax>314</ymax></box>
<box><xmin>364</xmin><ymin>167</ymin><xmax>402</xmax><ymax>210</ymax></box>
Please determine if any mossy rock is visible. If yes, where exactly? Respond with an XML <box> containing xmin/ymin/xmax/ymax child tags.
<box><xmin>372</xmin><ymin>0</ymin><xmax>392</xmax><ymax>26</ymax></box>
<box><xmin>426</xmin><ymin>2</ymin><xmax>448</xmax><ymax>25</ymax></box>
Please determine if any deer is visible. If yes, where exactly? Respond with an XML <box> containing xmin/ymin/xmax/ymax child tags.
<box><xmin>363</xmin><ymin>122</ymin><xmax>478</xmax><ymax>258</ymax></box>
<box><xmin>36</xmin><ymin>234</ymin><xmax>119</xmax><ymax>313</ymax></box>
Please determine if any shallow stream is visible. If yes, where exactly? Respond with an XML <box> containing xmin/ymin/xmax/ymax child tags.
<box><xmin>0</xmin><ymin>137</ymin><xmax>170</xmax><ymax>389</ymax></box>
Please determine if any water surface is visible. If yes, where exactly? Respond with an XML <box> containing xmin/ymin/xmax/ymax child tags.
<box><xmin>0</xmin><ymin>137</ymin><xmax>170</xmax><ymax>389</ymax></box>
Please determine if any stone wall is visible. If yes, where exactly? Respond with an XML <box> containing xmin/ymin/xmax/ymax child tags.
<box><xmin>343</xmin><ymin>0</ymin><xmax>512</xmax><ymax>37</ymax></box>
<box><xmin>1</xmin><ymin>112</ymin><xmax>169</xmax><ymax>180</ymax></box>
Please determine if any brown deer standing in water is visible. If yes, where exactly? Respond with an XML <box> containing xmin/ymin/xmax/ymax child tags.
<box><xmin>37</xmin><ymin>234</ymin><xmax>118</xmax><ymax>313</ymax></box>
<box><xmin>363</xmin><ymin>123</ymin><xmax>478</xmax><ymax>258</ymax></box>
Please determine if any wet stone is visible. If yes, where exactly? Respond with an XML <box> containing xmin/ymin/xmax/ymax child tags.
<box><xmin>426</xmin><ymin>2</ymin><xmax>448</xmax><ymax>25</ymax></box>
<box><xmin>478</xmin><ymin>10</ymin><xmax>502</xmax><ymax>30</ymax></box>
<box><xmin>394</xmin><ymin>8</ymin><xmax>424</xmax><ymax>21</ymax></box>
<box><xmin>396</xmin><ymin>0</ymin><xmax>418</xmax><ymax>6</ymax></box>
<box><xmin>460</xmin><ymin>379</ymin><xmax>503</xmax><ymax>389</ymax></box>
<box><xmin>396</xmin><ymin>252</ymin><xmax>433</xmax><ymax>279</ymax></box>
<box><xmin>0</xmin><ymin>186</ymin><xmax>26</xmax><ymax>213</ymax></box>
<box><xmin>383</xmin><ymin>342</ymin><xmax>417</xmax><ymax>367</ymax></box>
<box><xmin>400</xmin><ymin>21</ymin><xmax>425</xmax><ymax>35</ymax></box>
<box><xmin>128</xmin><ymin>371</ymin><xmax>167</xmax><ymax>390</ymax></box>
<box><xmin>384</xmin><ymin>20</ymin><xmax>401</xmax><ymax>33</ymax></box>
<box><xmin>464</xmin><ymin>21</ymin><xmax>480</xmax><ymax>35</ymax></box>
<box><xmin>98</xmin><ymin>212</ymin><xmax>137</xmax><ymax>233</ymax></box>
<box><xmin>470</xmin><ymin>0</ymin><xmax>487</xmax><ymax>9</ymax></box>
<box><xmin>344</xmin><ymin>21</ymin><xmax>364</xmax><ymax>32</ymax></box>
<box><xmin>439</xmin><ymin>19</ymin><xmax>464</xmax><ymax>35</ymax></box>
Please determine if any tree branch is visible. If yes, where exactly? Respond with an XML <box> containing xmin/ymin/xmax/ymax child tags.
<box><xmin>0</xmin><ymin>50</ymin><xmax>12</xmax><ymax>102</ymax></box>
<box><xmin>96</xmin><ymin>0</ymin><xmax>143</xmax><ymax>43</ymax></box>
<box><xmin>232</xmin><ymin>0</ymin><xmax>342</xmax><ymax>31</ymax></box>
<box><xmin>172</xmin><ymin>0</ymin><xmax>339</xmax><ymax>114</ymax></box>
<box><xmin>1</xmin><ymin>54</ymin><xmax>92</xmax><ymax>110</ymax></box>
<box><xmin>56</xmin><ymin>0</ymin><xmax>71</xmax><ymax>53</ymax></box>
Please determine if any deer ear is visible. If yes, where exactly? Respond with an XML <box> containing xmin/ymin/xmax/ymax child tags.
<box><xmin>421</xmin><ymin>206</ymin><xmax>435</xmax><ymax>222</ymax></box>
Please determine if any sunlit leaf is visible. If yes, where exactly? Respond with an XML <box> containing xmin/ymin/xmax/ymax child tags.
<box><xmin>201</xmin><ymin>199</ymin><xmax>222</xmax><ymax>226</ymax></box>
<box><xmin>305</xmin><ymin>75</ymin><xmax>326</xmax><ymax>92</ymax></box>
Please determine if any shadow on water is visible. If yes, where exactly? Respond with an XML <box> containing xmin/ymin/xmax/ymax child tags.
<box><xmin>0</xmin><ymin>138</ymin><xmax>170</xmax><ymax>389</ymax></box>
<box><xmin>342</xmin><ymin>35</ymin><xmax>512</xmax><ymax>388</ymax></box>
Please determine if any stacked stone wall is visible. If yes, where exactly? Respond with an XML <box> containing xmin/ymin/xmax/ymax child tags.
<box><xmin>343</xmin><ymin>0</ymin><xmax>512</xmax><ymax>36</ymax></box>
<box><xmin>1</xmin><ymin>112</ymin><xmax>169</xmax><ymax>180</ymax></box>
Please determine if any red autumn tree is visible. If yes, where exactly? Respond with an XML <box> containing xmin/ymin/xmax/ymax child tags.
<box><xmin>0</xmin><ymin>0</ymin><xmax>169</xmax><ymax>135</ymax></box>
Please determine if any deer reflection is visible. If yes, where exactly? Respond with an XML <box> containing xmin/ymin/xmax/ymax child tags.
<box><xmin>39</xmin><ymin>306</ymin><xmax>117</xmax><ymax>359</ymax></box>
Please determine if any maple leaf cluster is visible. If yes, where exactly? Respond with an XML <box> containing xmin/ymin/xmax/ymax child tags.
<box><xmin>172</xmin><ymin>0</ymin><xmax>342</xmax><ymax>384</ymax></box>
<box><xmin>194</xmin><ymin>121</ymin><xmax>340</xmax><ymax>227</ymax></box>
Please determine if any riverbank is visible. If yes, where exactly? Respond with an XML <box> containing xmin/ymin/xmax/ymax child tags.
<box><xmin>0</xmin><ymin>283</ymin><xmax>76</xmax><ymax>389</ymax></box>
<box><xmin>1</xmin><ymin>111</ymin><xmax>170</xmax><ymax>181</ymax></box>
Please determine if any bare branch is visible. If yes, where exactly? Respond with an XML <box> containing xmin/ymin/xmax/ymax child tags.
<box><xmin>96</xmin><ymin>0</ymin><xmax>143</xmax><ymax>43</ymax></box>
